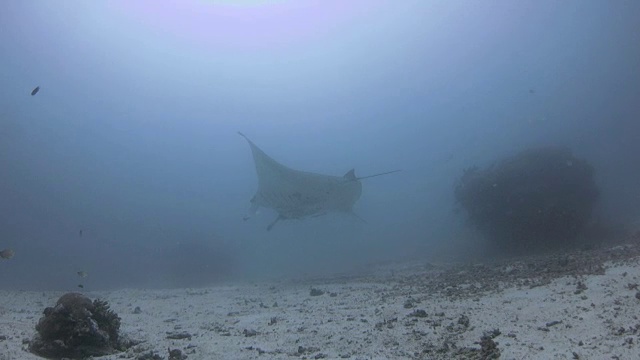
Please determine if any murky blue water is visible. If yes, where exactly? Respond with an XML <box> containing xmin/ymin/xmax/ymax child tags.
<box><xmin>1</xmin><ymin>1</ymin><xmax>639</xmax><ymax>291</ymax></box>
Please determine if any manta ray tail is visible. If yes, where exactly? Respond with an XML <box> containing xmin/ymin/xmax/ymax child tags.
<box><xmin>355</xmin><ymin>169</ymin><xmax>402</xmax><ymax>181</ymax></box>
<box><xmin>349</xmin><ymin>211</ymin><xmax>367</xmax><ymax>224</ymax></box>
<box><xmin>341</xmin><ymin>169</ymin><xmax>402</xmax><ymax>183</ymax></box>
<box><xmin>267</xmin><ymin>215</ymin><xmax>284</xmax><ymax>231</ymax></box>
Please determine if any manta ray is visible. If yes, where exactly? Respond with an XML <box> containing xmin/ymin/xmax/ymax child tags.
<box><xmin>239</xmin><ymin>132</ymin><xmax>399</xmax><ymax>231</ymax></box>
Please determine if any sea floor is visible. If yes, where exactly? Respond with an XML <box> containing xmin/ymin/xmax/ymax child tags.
<box><xmin>2</xmin><ymin>240</ymin><xmax>640</xmax><ymax>360</ymax></box>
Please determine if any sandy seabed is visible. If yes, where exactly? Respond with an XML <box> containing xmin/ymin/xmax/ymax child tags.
<box><xmin>2</xmin><ymin>241</ymin><xmax>640</xmax><ymax>360</ymax></box>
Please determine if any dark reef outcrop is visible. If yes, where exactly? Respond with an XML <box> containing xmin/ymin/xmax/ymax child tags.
<box><xmin>455</xmin><ymin>146</ymin><xmax>599</xmax><ymax>253</ymax></box>
<box><xmin>29</xmin><ymin>292</ymin><xmax>133</xmax><ymax>359</ymax></box>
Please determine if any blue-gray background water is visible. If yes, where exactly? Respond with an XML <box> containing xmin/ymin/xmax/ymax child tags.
<box><xmin>1</xmin><ymin>1</ymin><xmax>639</xmax><ymax>290</ymax></box>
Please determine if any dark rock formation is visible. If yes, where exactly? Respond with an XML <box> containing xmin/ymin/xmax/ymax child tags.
<box><xmin>455</xmin><ymin>146</ymin><xmax>599</xmax><ymax>253</ymax></box>
<box><xmin>29</xmin><ymin>292</ymin><xmax>132</xmax><ymax>359</ymax></box>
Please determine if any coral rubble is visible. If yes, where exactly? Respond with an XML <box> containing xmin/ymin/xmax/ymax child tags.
<box><xmin>29</xmin><ymin>292</ymin><xmax>132</xmax><ymax>359</ymax></box>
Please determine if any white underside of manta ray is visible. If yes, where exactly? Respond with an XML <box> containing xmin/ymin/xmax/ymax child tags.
<box><xmin>239</xmin><ymin>132</ymin><xmax>400</xmax><ymax>231</ymax></box>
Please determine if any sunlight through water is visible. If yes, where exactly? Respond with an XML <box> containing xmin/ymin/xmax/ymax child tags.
<box><xmin>111</xmin><ymin>0</ymin><xmax>379</xmax><ymax>51</ymax></box>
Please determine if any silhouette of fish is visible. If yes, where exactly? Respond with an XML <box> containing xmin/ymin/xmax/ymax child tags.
<box><xmin>31</xmin><ymin>86</ymin><xmax>40</xmax><ymax>96</ymax></box>
<box><xmin>0</xmin><ymin>249</ymin><xmax>14</xmax><ymax>259</ymax></box>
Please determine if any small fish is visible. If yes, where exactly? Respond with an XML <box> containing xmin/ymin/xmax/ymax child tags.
<box><xmin>77</xmin><ymin>271</ymin><xmax>88</xmax><ymax>278</ymax></box>
<box><xmin>78</xmin><ymin>284</ymin><xmax>84</xmax><ymax>288</ymax></box>
<box><xmin>31</xmin><ymin>86</ymin><xmax>40</xmax><ymax>96</ymax></box>
<box><xmin>79</xmin><ymin>230</ymin><xmax>83</xmax><ymax>237</ymax></box>
<box><xmin>0</xmin><ymin>249</ymin><xmax>15</xmax><ymax>259</ymax></box>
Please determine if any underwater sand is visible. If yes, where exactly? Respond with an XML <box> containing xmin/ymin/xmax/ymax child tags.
<box><xmin>1</xmin><ymin>242</ymin><xmax>640</xmax><ymax>360</ymax></box>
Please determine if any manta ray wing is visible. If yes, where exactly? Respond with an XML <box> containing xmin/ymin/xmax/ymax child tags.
<box><xmin>239</xmin><ymin>132</ymin><xmax>362</xmax><ymax>230</ymax></box>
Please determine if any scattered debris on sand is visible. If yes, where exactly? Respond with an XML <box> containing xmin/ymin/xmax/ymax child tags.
<box><xmin>1</xmin><ymin>240</ymin><xmax>639</xmax><ymax>359</ymax></box>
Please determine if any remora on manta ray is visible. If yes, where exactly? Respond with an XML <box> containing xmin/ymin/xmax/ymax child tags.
<box><xmin>239</xmin><ymin>132</ymin><xmax>400</xmax><ymax>231</ymax></box>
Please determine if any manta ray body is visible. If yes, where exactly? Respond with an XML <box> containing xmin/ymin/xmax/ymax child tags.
<box><xmin>240</xmin><ymin>133</ymin><xmax>370</xmax><ymax>231</ymax></box>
